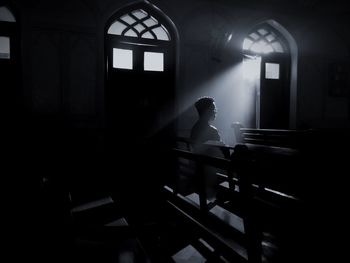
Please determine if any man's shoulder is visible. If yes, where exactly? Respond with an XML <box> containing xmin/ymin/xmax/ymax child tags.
<box><xmin>209</xmin><ymin>125</ymin><xmax>219</xmax><ymax>132</ymax></box>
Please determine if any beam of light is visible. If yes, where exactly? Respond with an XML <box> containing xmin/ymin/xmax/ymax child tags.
<box><xmin>248</xmin><ymin>40</ymin><xmax>273</xmax><ymax>54</ymax></box>
<box><xmin>149</xmin><ymin>59</ymin><xmax>259</xmax><ymax>146</ymax></box>
<box><xmin>242</xmin><ymin>55</ymin><xmax>261</xmax><ymax>81</ymax></box>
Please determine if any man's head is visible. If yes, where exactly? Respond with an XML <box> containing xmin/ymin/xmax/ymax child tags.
<box><xmin>195</xmin><ymin>97</ymin><xmax>217</xmax><ymax>121</ymax></box>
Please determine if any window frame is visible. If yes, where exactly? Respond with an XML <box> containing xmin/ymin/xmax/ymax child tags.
<box><xmin>243</xmin><ymin>25</ymin><xmax>288</xmax><ymax>56</ymax></box>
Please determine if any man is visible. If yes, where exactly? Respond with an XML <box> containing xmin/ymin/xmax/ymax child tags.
<box><xmin>190</xmin><ymin>96</ymin><xmax>222</xmax><ymax>145</ymax></box>
<box><xmin>190</xmin><ymin>97</ymin><xmax>224</xmax><ymax>201</ymax></box>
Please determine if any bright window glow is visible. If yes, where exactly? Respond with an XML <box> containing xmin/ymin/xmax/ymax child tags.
<box><xmin>266</xmin><ymin>34</ymin><xmax>275</xmax><ymax>42</ymax></box>
<box><xmin>143</xmin><ymin>17</ymin><xmax>158</xmax><ymax>27</ymax></box>
<box><xmin>249</xmin><ymin>32</ymin><xmax>259</xmax><ymax>40</ymax></box>
<box><xmin>144</xmin><ymin>52</ymin><xmax>164</xmax><ymax>71</ymax></box>
<box><xmin>265</xmin><ymin>63</ymin><xmax>280</xmax><ymax>79</ymax></box>
<box><xmin>243</xmin><ymin>38</ymin><xmax>253</xmax><ymax>50</ymax></box>
<box><xmin>131</xmin><ymin>10</ymin><xmax>147</xmax><ymax>19</ymax></box>
<box><xmin>250</xmin><ymin>40</ymin><xmax>273</xmax><ymax>54</ymax></box>
<box><xmin>120</xmin><ymin>14</ymin><xmax>136</xmax><ymax>25</ymax></box>
<box><xmin>134</xmin><ymin>24</ymin><xmax>145</xmax><ymax>33</ymax></box>
<box><xmin>125</xmin><ymin>29</ymin><xmax>137</xmax><ymax>37</ymax></box>
<box><xmin>258</xmin><ymin>28</ymin><xmax>268</xmax><ymax>35</ymax></box>
<box><xmin>107</xmin><ymin>9</ymin><xmax>170</xmax><ymax>41</ymax></box>
<box><xmin>271</xmin><ymin>42</ymin><xmax>284</xmax><ymax>53</ymax></box>
<box><xmin>142</xmin><ymin>31</ymin><xmax>154</xmax><ymax>39</ymax></box>
<box><xmin>243</xmin><ymin>26</ymin><xmax>285</xmax><ymax>54</ymax></box>
<box><xmin>152</xmin><ymin>26</ymin><xmax>169</xmax><ymax>41</ymax></box>
<box><xmin>107</xmin><ymin>21</ymin><xmax>126</xmax><ymax>35</ymax></box>
<box><xmin>113</xmin><ymin>48</ymin><xmax>133</xmax><ymax>69</ymax></box>
<box><xmin>0</xmin><ymin>6</ymin><xmax>16</xmax><ymax>22</ymax></box>
<box><xmin>243</xmin><ymin>56</ymin><xmax>261</xmax><ymax>81</ymax></box>
<box><xmin>0</xmin><ymin>36</ymin><xmax>10</xmax><ymax>59</ymax></box>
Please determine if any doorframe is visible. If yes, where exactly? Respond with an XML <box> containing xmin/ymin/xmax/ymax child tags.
<box><xmin>103</xmin><ymin>1</ymin><xmax>180</xmax><ymax>129</ymax></box>
<box><xmin>242</xmin><ymin>19</ymin><xmax>298</xmax><ymax>129</ymax></box>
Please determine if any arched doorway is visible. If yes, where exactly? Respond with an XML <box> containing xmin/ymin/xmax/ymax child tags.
<box><xmin>242</xmin><ymin>20</ymin><xmax>297</xmax><ymax>129</ymax></box>
<box><xmin>105</xmin><ymin>2</ymin><xmax>178</xmax><ymax>147</ymax></box>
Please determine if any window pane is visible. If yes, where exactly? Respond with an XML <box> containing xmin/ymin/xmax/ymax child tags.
<box><xmin>0</xmin><ymin>36</ymin><xmax>10</xmax><ymax>59</ymax></box>
<box><xmin>107</xmin><ymin>21</ymin><xmax>126</xmax><ymax>35</ymax></box>
<box><xmin>134</xmin><ymin>24</ymin><xmax>145</xmax><ymax>33</ymax></box>
<box><xmin>265</xmin><ymin>63</ymin><xmax>280</xmax><ymax>79</ymax></box>
<box><xmin>271</xmin><ymin>42</ymin><xmax>284</xmax><ymax>53</ymax></box>
<box><xmin>152</xmin><ymin>26</ymin><xmax>169</xmax><ymax>41</ymax></box>
<box><xmin>120</xmin><ymin>14</ymin><xmax>136</xmax><ymax>25</ymax></box>
<box><xmin>265</xmin><ymin>33</ymin><xmax>275</xmax><ymax>42</ymax></box>
<box><xmin>0</xmin><ymin>6</ymin><xmax>16</xmax><ymax>22</ymax></box>
<box><xmin>263</xmin><ymin>45</ymin><xmax>274</xmax><ymax>54</ymax></box>
<box><xmin>124</xmin><ymin>29</ymin><xmax>137</xmax><ymax>37</ymax></box>
<box><xmin>142</xmin><ymin>31</ymin><xmax>154</xmax><ymax>39</ymax></box>
<box><xmin>143</xmin><ymin>17</ymin><xmax>158</xmax><ymax>27</ymax></box>
<box><xmin>243</xmin><ymin>38</ymin><xmax>253</xmax><ymax>50</ymax></box>
<box><xmin>258</xmin><ymin>28</ymin><xmax>268</xmax><ymax>35</ymax></box>
<box><xmin>144</xmin><ymin>52</ymin><xmax>164</xmax><ymax>71</ymax></box>
<box><xmin>113</xmin><ymin>48</ymin><xmax>133</xmax><ymax>70</ymax></box>
<box><xmin>132</xmin><ymin>9</ymin><xmax>147</xmax><ymax>19</ymax></box>
<box><xmin>249</xmin><ymin>32</ymin><xmax>259</xmax><ymax>40</ymax></box>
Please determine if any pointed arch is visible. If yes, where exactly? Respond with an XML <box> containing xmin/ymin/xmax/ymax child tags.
<box><xmin>105</xmin><ymin>1</ymin><xmax>179</xmax><ymax>46</ymax></box>
<box><xmin>243</xmin><ymin>23</ymin><xmax>288</xmax><ymax>54</ymax></box>
<box><xmin>266</xmin><ymin>20</ymin><xmax>298</xmax><ymax>128</ymax></box>
<box><xmin>242</xmin><ymin>19</ymin><xmax>298</xmax><ymax>129</ymax></box>
<box><xmin>104</xmin><ymin>1</ymin><xmax>179</xmax><ymax>142</ymax></box>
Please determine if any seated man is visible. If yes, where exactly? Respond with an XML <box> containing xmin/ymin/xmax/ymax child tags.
<box><xmin>190</xmin><ymin>97</ymin><xmax>225</xmax><ymax>201</ymax></box>
<box><xmin>190</xmin><ymin>97</ymin><xmax>226</xmax><ymax>155</ymax></box>
<box><xmin>191</xmin><ymin>96</ymin><xmax>221</xmax><ymax>145</ymax></box>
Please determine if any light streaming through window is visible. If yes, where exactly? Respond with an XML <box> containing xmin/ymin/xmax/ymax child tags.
<box><xmin>243</xmin><ymin>56</ymin><xmax>261</xmax><ymax>81</ymax></box>
<box><xmin>113</xmin><ymin>48</ymin><xmax>133</xmax><ymax>69</ymax></box>
<box><xmin>144</xmin><ymin>52</ymin><xmax>164</xmax><ymax>71</ymax></box>
<box><xmin>265</xmin><ymin>63</ymin><xmax>280</xmax><ymax>79</ymax></box>
<box><xmin>243</xmin><ymin>26</ymin><xmax>285</xmax><ymax>54</ymax></box>
<box><xmin>0</xmin><ymin>36</ymin><xmax>10</xmax><ymax>59</ymax></box>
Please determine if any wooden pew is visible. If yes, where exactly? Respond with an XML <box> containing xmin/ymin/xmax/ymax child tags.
<box><xmin>166</xmin><ymin>143</ymin><xmax>266</xmax><ymax>263</ymax></box>
<box><xmin>166</xmin><ymin>137</ymin><xmax>304</xmax><ymax>263</ymax></box>
<box><xmin>232</xmin><ymin>125</ymin><xmax>306</xmax><ymax>149</ymax></box>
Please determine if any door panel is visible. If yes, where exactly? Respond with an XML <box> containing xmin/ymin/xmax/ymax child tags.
<box><xmin>260</xmin><ymin>54</ymin><xmax>290</xmax><ymax>129</ymax></box>
<box><xmin>106</xmin><ymin>39</ymin><xmax>175</xmax><ymax>147</ymax></box>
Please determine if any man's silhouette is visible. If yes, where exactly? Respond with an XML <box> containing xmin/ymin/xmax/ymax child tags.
<box><xmin>191</xmin><ymin>96</ymin><xmax>222</xmax><ymax>145</ymax></box>
<box><xmin>190</xmin><ymin>97</ymin><xmax>223</xmax><ymax>201</ymax></box>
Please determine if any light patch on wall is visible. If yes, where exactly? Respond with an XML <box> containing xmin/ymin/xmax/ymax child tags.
<box><xmin>113</xmin><ymin>48</ymin><xmax>133</xmax><ymax>70</ymax></box>
<box><xmin>144</xmin><ymin>51</ymin><xmax>164</xmax><ymax>71</ymax></box>
<box><xmin>0</xmin><ymin>36</ymin><xmax>10</xmax><ymax>59</ymax></box>
<box><xmin>265</xmin><ymin>63</ymin><xmax>280</xmax><ymax>79</ymax></box>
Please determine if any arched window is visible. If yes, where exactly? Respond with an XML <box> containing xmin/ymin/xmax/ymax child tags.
<box><xmin>242</xmin><ymin>21</ymin><xmax>297</xmax><ymax>129</ymax></box>
<box><xmin>108</xmin><ymin>9</ymin><xmax>170</xmax><ymax>41</ymax></box>
<box><xmin>243</xmin><ymin>25</ymin><xmax>287</xmax><ymax>55</ymax></box>
<box><xmin>105</xmin><ymin>3</ymin><xmax>178</xmax><ymax>142</ymax></box>
<box><xmin>106</xmin><ymin>5</ymin><xmax>174</xmax><ymax>72</ymax></box>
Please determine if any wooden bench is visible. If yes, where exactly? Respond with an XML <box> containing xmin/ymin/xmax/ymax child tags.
<box><xmin>166</xmin><ymin>138</ymin><xmax>304</xmax><ymax>263</ymax></box>
<box><xmin>232</xmin><ymin>123</ymin><xmax>308</xmax><ymax>149</ymax></box>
